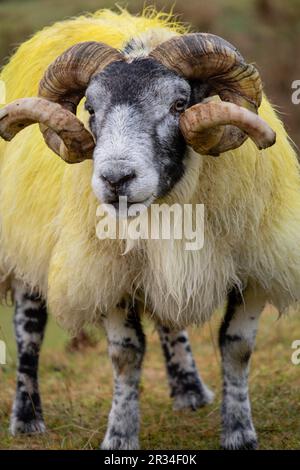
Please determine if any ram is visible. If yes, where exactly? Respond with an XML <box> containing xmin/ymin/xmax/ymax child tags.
<box><xmin>0</xmin><ymin>9</ymin><xmax>299</xmax><ymax>450</ymax></box>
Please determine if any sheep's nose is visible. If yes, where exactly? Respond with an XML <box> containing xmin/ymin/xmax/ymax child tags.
<box><xmin>101</xmin><ymin>170</ymin><xmax>136</xmax><ymax>192</ymax></box>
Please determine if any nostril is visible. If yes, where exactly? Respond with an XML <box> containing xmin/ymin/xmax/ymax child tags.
<box><xmin>101</xmin><ymin>171</ymin><xmax>136</xmax><ymax>190</ymax></box>
<box><xmin>119</xmin><ymin>171</ymin><xmax>136</xmax><ymax>185</ymax></box>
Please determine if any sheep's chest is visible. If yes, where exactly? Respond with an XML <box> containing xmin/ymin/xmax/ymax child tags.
<box><xmin>124</xmin><ymin>237</ymin><xmax>232</xmax><ymax>328</ymax></box>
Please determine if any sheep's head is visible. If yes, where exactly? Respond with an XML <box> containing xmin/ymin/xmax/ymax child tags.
<box><xmin>0</xmin><ymin>34</ymin><xmax>276</xmax><ymax>209</ymax></box>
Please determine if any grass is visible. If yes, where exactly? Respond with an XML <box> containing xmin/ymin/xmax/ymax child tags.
<box><xmin>0</xmin><ymin>304</ymin><xmax>300</xmax><ymax>449</ymax></box>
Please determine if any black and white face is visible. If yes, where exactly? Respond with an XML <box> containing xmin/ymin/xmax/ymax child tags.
<box><xmin>85</xmin><ymin>59</ymin><xmax>206</xmax><ymax>211</ymax></box>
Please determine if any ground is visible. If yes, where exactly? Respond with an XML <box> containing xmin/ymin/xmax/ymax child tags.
<box><xmin>0</xmin><ymin>304</ymin><xmax>299</xmax><ymax>450</ymax></box>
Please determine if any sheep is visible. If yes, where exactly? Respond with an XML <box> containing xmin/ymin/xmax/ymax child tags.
<box><xmin>0</xmin><ymin>8</ymin><xmax>299</xmax><ymax>451</ymax></box>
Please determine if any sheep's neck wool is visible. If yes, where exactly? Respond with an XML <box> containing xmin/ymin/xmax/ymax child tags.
<box><xmin>1</xmin><ymin>9</ymin><xmax>300</xmax><ymax>331</ymax></box>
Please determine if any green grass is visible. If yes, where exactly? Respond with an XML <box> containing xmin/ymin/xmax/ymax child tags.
<box><xmin>0</xmin><ymin>304</ymin><xmax>300</xmax><ymax>449</ymax></box>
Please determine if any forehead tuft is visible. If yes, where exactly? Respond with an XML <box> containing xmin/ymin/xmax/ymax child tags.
<box><xmin>87</xmin><ymin>58</ymin><xmax>189</xmax><ymax>106</ymax></box>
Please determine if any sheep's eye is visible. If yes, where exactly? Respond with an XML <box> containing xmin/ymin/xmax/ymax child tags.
<box><xmin>171</xmin><ymin>99</ymin><xmax>187</xmax><ymax>114</ymax></box>
<box><xmin>86</xmin><ymin>105</ymin><xmax>95</xmax><ymax>116</ymax></box>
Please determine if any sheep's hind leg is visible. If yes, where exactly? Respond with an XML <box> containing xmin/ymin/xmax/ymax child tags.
<box><xmin>157</xmin><ymin>326</ymin><xmax>214</xmax><ymax>410</ymax></box>
<box><xmin>219</xmin><ymin>285</ymin><xmax>266</xmax><ymax>450</ymax></box>
<box><xmin>101</xmin><ymin>300</ymin><xmax>145</xmax><ymax>450</ymax></box>
<box><xmin>10</xmin><ymin>280</ymin><xmax>47</xmax><ymax>435</ymax></box>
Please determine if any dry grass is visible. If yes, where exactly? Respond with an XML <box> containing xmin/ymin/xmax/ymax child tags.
<box><xmin>0</xmin><ymin>304</ymin><xmax>300</xmax><ymax>449</ymax></box>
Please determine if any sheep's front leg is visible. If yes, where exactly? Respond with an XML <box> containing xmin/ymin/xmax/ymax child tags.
<box><xmin>101</xmin><ymin>300</ymin><xmax>145</xmax><ymax>450</ymax></box>
<box><xmin>10</xmin><ymin>280</ymin><xmax>47</xmax><ymax>435</ymax></box>
<box><xmin>157</xmin><ymin>326</ymin><xmax>214</xmax><ymax>410</ymax></box>
<box><xmin>219</xmin><ymin>286</ymin><xmax>266</xmax><ymax>450</ymax></box>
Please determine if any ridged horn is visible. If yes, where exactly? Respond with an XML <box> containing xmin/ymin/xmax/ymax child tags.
<box><xmin>0</xmin><ymin>42</ymin><xmax>124</xmax><ymax>163</ymax></box>
<box><xmin>39</xmin><ymin>42</ymin><xmax>123</xmax><ymax>113</ymax></box>
<box><xmin>150</xmin><ymin>33</ymin><xmax>275</xmax><ymax>155</ymax></box>
<box><xmin>0</xmin><ymin>97</ymin><xmax>95</xmax><ymax>162</ymax></box>
<box><xmin>180</xmin><ymin>96</ymin><xmax>276</xmax><ymax>155</ymax></box>
<box><xmin>38</xmin><ymin>41</ymin><xmax>124</xmax><ymax>163</ymax></box>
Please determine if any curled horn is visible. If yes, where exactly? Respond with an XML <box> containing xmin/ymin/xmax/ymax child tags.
<box><xmin>0</xmin><ymin>98</ymin><xmax>95</xmax><ymax>163</ymax></box>
<box><xmin>150</xmin><ymin>33</ymin><xmax>275</xmax><ymax>155</ymax></box>
<box><xmin>0</xmin><ymin>42</ymin><xmax>124</xmax><ymax>163</ymax></box>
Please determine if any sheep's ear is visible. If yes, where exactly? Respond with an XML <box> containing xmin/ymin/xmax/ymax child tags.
<box><xmin>188</xmin><ymin>80</ymin><xmax>212</xmax><ymax>107</ymax></box>
<box><xmin>0</xmin><ymin>97</ymin><xmax>95</xmax><ymax>163</ymax></box>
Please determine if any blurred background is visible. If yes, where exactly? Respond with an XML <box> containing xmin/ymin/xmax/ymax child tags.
<box><xmin>0</xmin><ymin>0</ymin><xmax>299</xmax><ymax>147</ymax></box>
<box><xmin>0</xmin><ymin>0</ymin><xmax>300</xmax><ymax>450</ymax></box>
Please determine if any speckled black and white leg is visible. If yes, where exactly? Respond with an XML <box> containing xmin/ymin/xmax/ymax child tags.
<box><xmin>101</xmin><ymin>300</ymin><xmax>145</xmax><ymax>450</ymax></box>
<box><xmin>219</xmin><ymin>285</ymin><xmax>266</xmax><ymax>450</ymax></box>
<box><xmin>10</xmin><ymin>280</ymin><xmax>47</xmax><ymax>435</ymax></box>
<box><xmin>157</xmin><ymin>326</ymin><xmax>214</xmax><ymax>410</ymax></box>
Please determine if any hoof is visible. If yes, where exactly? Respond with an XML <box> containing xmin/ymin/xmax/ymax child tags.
<box><xmin>10</xmin><ymin>416</ymin><xmax>46</xmax><ymax>436</ymax></box>
<box><xmin>101</xmin><ymin>434</ymin><xmax>139</xmax><ymax>450</ymax></box>
<box><xmin>221</xmin><ymin>429</ymin><xmax>258</xmax><ymax>450</ymax></box>
<box><xmin>173</xmin><ymin>384</ymin><xmax>215</xmax><ymax>411</ymax></box>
